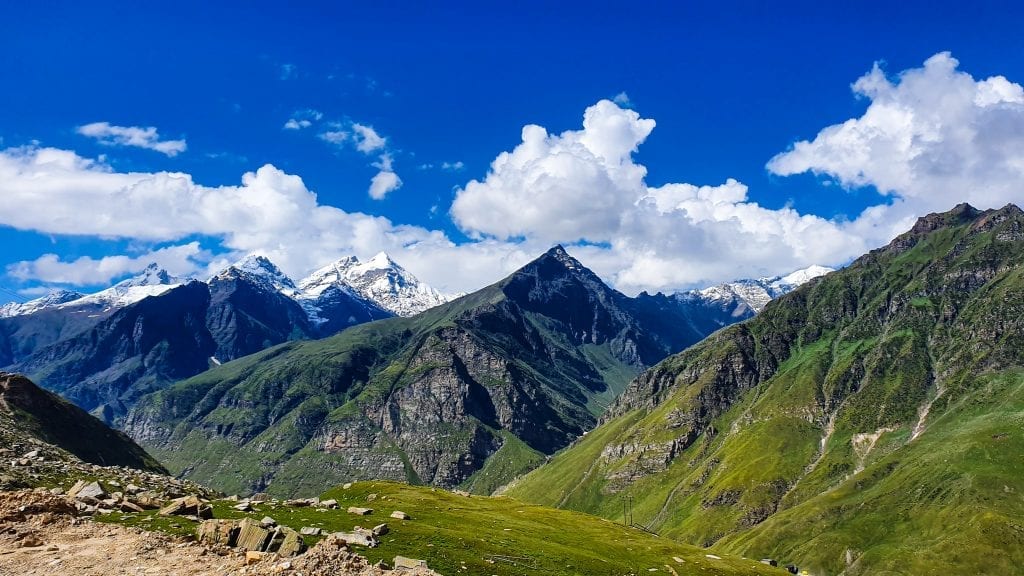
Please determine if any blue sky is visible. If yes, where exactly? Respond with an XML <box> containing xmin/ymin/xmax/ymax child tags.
<box><xmin>2</xmin><ymin>1</ymin><xmax>1024</xmax><ymax>301</ymax></box>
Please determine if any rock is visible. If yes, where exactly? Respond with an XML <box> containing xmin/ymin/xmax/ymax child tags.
<box><xmin>390</xmin><ymin>510</ymin><xmax>410</xmax><ymax>520</ymax></box>
<box><xmin>197</xmin><ymin>519</ymin><xmax>240</xmax><ymax>547</ymax></box>
<box><xmin>250</xmin><ymin>492</ymin><xmax>270</xmax><ymax>503</ymax></box>
<box><xmin>125</xmin><ymin>484</ymin><xmax>142</xmax><ymax>495</ymax></box>
<box><xmin>245</xmin><ymin>550</ymin><xmax>265</xmax><ymax>565</ymax></box>
<box><xmin>260</xmin><ymin>516</ymin><xmax>277</xmax><ymax>528</ymax></box>
<box><xmin>159</xmin><ymin>496</ymin><xmax>202</xmax><ymax>516</ymax></box>
<box><xmin>24</xmin><ymin>450</ymin><xmax>39</xmax><ymax>459</ymax></box>
<box><xmin>366</xmin><ymin>493</ymin><xmax>377</xmax><ymax>502</ymax></box>
<box><xmin>19</xmin><ymin>534</ymin><xmax>44</xmax><ymax>548</ymax></box>
<box><xmin>273</xmin><ymin>526</ymin><xmax>306</xmax><ymax>557</ymax></box>
<box><xmin>372</xmin><ymin>523</ymin><xmax>389</xmax><ymax>536</ymax></box>
<box><xmin>347</xmin><ymin>506</ymin><xmax>372</xmax><ymax>516</ymax></box>
<box><xmin>393</xmin><ymin>556</ymin><xmax>427</xmax><ymax>569</ymax></box>
<box><xmin>761</xmin><ymin>558</ymin><xmax>778</xmax><ymax>567</ymax></box>
<box><xmin>236</xmin><ymin>518</ymin><xmax>273</xmax><ymax>551</ymax></box>
<box><xmin>343</xmin><ymin>482</ymin><xmax>352</xmax><ymax>489</ymax></box>
<box><xmin>786</xmin><ymin>565</ymin><xmax>799</xmax><ymax>574</ymax></box>
<box><xmin>119</xmin><ymin>500</ymin><xmax>145</xmax><ymax>513</ymax></box>
<box><xmin>73</xmin><ymin>481</ymin><xmax>107</xmax><ymax>501</ymax></box>
<box><xmin>197</xmin><ymin>504</ymin><xmax>213</xmax><ymax>519</ymax></box>
<box><xmin>300</xmin><ymin>527</ymin><xmax>322</xmax><ymax>536</ymax></box>
<box><xmin>332</xmin><ymin>530</ymin><xmax>378</xmax><ymax>548</ymax></box>
<box><xmin>319</xmin><ymin>499</ymin><xmax>338</xmax><ymax>509</ymax></box>
<box><xmin>233</xmin><ymin>502</ymin><xmax>253</xmax><ymax>512</ymax></box>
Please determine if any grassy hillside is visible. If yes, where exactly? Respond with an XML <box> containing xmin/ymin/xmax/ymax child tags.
<box><xmin>508</xmin><ymin>204</ymin><xmax>1024</xmax><ymax>574</ymax></box>
<box><xmin>99</xmin><ymin>480</ymin><xmax>784</xmax><ymax>576</ymax></box>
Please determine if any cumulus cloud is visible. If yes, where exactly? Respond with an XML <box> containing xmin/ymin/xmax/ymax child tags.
<box><xmin>369</xmin><ymin>154</ymin><xmax>403</xmax><ymax>199</ymax></box>
<box><xmin>0</xmin><ymin>145</ymin><xmax>517</xmax><ymax>293</ymax></box>
<box><xmin>76</xmin><ymin>122</ymin><xmax>187</xmax><ymax>157</ymax></box>
<box><xmin>351</xmin><ymin>123</ymin><xmax>386</xmax><ymax>153</ymax></box>
<box><xmin>451</xmin><ymin>99</ymin><xmax>863</xmax><ymax>292</ymax></box>
<box><xmin>8</xmin><ymin>243</ymin><xmax>208</xmax><ymax>285</ymax></box>
<box><xmin>769</xmin><ymin>51</ymin><xmax>1024</xmax><ymax>243</ymax></box>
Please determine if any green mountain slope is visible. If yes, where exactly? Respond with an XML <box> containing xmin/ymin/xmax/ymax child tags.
<box><xmin>101</xmin><ymin>480</ymin><xmax>785</xmax><ymax>576</ymax></box>
<box><xmin>508</xmin><ymin>203</ymin><xmax>1024</xmax><ymax>574</ymax></box>
<box><xmin>125</xmin><ymin>246</ymin><xmax>722</xmax><ymax>497</ymax></box>
<box><xmin>0</xmin><ymin>371</ymin><xmax>165</xmax><ymax>472</ymax></box>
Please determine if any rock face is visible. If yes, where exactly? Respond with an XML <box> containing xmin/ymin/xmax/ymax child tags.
<box><xmin>124</xmin><ymin>246</ymin><xmax>748</xmax><ymax>497</ymax></box>
<box><xmin>508</xmin><ymin>203</ymin><xmax>1024</xmax><ymax>575</ymax></box>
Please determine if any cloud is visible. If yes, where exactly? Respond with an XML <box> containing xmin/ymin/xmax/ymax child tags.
<box><xmin>441</xmin><ymin>161</ymin><xmax>465</xmax><ymax>171</ymax></box>
<box><xmin>279</xmin><ymin>63</ymin><xmax>297</xmax><ymax>80</ymax></box>
<box><xmin>8</xmin><ymin>243</ymin><xmax>208</xmax><ymax>285</ymax></box>
<box><xmin>449</xmin><ymin>99</ymin><xmax>865</xmax><ymax>293</ymax></box>
<box><xmin>369</xmin><ymin>154</ymin><xmax>402</xmax><ymax>199</ymax></box>
<box><xmin>613</xmin><ymin>91</ymin><xmax>632</xmax><ymax>107</ymax></box>
<box><xmin>768</xmin><ymin>51</ymin><xmax>1024</xmax><ymax>243</ymax></box>
<box><xmin>76</xmin><ymin>122</ymin><xmax>186</xmax><ymax>157</ymax></box>
<box><xmin>351</xmin><ymin>123</ymin><xmax>386</xmax><ymax>153</ymax></box>
<box><xmin>283</xmin><ymin>109</ymin><xmax>323</xmax><ymax>130</ymax></box>
<box><xmin>0</xmin><ymin>145</ymin><xmax>512</xmax><ymax>293</ymax></box>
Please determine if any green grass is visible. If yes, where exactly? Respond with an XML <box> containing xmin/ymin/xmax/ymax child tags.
<box><xmin>97</xmin><ymin>481</ymin><xmax>783</xmax><ymax>576</ymax></box>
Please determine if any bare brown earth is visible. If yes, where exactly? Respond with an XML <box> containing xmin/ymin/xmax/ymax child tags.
<box><xmin>0</xmin><ymin>490</ymin><xmax>438</xmax><ymax>576</ymax></box>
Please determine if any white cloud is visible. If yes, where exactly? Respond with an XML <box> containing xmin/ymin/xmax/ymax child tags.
<box><xmin>76</xmin><ymin>122</ymin><xmax>187</xmax><ymax>157</ymax></box>
<box><xmin>319</xmin><ymin>130</ymin><xmax>349</xmax><ymax>144</ymax></box>
<box><xmin>369</xmin><ymin>154</ymin><xmax>402</xmax><ymax>199</ymax></box>
<box><xmin>768</xmin><ymin>51</ymin><xmax>1024</xmax><ymax>243</ymax></box>
<box><xmin>279</xmin><ymin>63</ymin><xmax>297</xmax><ymax>80</ymax></box>
<box><xmin>283</xmin><ymin>109</ymin><xmax>323</xmax><ymax>130</ymax></box>
<box><xmin>449</xmin><ymin>99</ymin><xmax>864</xmax><ymax>293</ymax></box>
<box><xmin>351</xmin><ymin>123</ymin><xmax>386</xmax><ymax>153</ymax></box>
<box><xmin>0</xmin><ymin>145</ymin><xmax>514</xmax><ymax>293</ymax></box>
<box><xmin>613</xmin><ymin>91</ymin><xmax>632</xmax><ymax>107</ymax></box>
<box><xmin>8</xmin><ymin>243</ymin><xmax>208</xmax><ymax>285</ymax></box>
<box><xmin>284</xmin><ymin>119</ymin><xmax>311</xmax><ymax>130</ymax></box>
<box><xmin>441</xmin><ymin>161</ymin><xmax>465</xmax><ymax>171</ymax></box>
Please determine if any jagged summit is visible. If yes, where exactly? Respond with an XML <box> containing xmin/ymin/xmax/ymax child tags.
<box><xmin>216</xmin><ymin>254</ymin><xmax>298</xmax><ymax>293</ymax></box>
<box><xmin>298</xmin><ymin>251</ymin><xmax>449</xmax><ymax>317</ymax></box>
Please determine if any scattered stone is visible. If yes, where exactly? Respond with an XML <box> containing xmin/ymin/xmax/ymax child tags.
<box><xmin>390</xmin><ymin>510</ymin><xmax>410</xmax><ymax>520</ymax></box>
<box><xmin>197</xmin><ymin>519</ymin><xmax>241</xmax><ymax>547</ymax></box>
<box><xmin>299</xmin><ymin>527</ymin><xmax>322</xmax><ymax>536</ymax></box>
<box><xmin>342</xmin><ymin>482</ymin><xmax>352</xmax><ymax>489</ymax></box>
<box><xmin>245</xmin><ymin>550</ymin><xmax>265</xmax><ymax>565</ymax></box>
<box><xmin>785</xmin><ymin>564</ymin><xmax>800</xmax><ymax>574</ymax></box>
<box><xmin>319</xmin><ymin>499</ymin><xmax>338</xmax><ymax>509</ymax></box>
<box><xmin>366</xmin><ymin>493</ymin><xmax>377</xmax><ymax>502</ymax></box>
<box><xmin>705</xmin><ymin>554</ymin><xmax>721</xmax><ymax>560</ymax></box>
<box><xmin>260</xmin><ymin>516</ymin><xmax>277</xmax><ymax>528</ymax></box>
<box><xmin>158</xmin><ymin>495</ymin><xmax>203</xmax><ymax>517</ymax></box>
<box><xmin>371</xmin><ymin>523</ymin><xmax>389</xmax><ymax>536</ymax></box>
<box><xmin>347</xmin><ymin>506</ymin><xmax>372</xmax><ymax>516</ymax></box>
<box><xmin>394</xmin><ymin>555</ymin><xmax>428</xmax><ymax>569</ymax></box>
<box><xmin>24</xmin><ymin>450</ymin><xmax>39</xmax><ymax>459</ymax></box>
<box><xmin>236</xmin><ymin>518</ymin><xmax>273</xmax><ymax>551</ymax></box>
<box><xmin>761</xmin><ymin>558</ymin><xmax>779</xmax><ymax>567</ymax></box>
<box><xmin>332</xmin><ymin>530</ymin><xmax>379</xmax><ymax>548</ymax></box>
<box><xmin>250</xmin><ymin>492</ymin><xmax>270</xmax><ymax>503</ymax></box>
<box><xmin>19</xmin><ymin>534</ymin><xmax>45</xmax><ymax>547</ymax></box>
<box><xmin>233</xmin><ymin>501</ymin><xmax>253</xmax><ymax>512</ymax></box>
<box><xmin>72</xmin><ymin>481</ymin><xmax>107</xmax><ymax>501</ymax></box>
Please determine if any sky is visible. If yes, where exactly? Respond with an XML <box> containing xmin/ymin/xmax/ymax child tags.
<box><xmin>2</xmin><ymin>1</ymin><xmax>1024</xmax><ymax>302</ymax></box>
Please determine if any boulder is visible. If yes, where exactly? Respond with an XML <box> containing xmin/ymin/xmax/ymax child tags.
<box><xmin>390</xmin><ymin>510</ymin><xmax>411</xmax><ymax>520</ymax></box>
<box><xmin>233</xmin><ymin>501</ymin><xmax>253</xmax><ymax>512</ymax></box>
<box><xmin>372</xmin><ymin>523</ymin><xmax>389</xmax><ymax>536</ymax></box>
<box><xmin>159</xmin><ymin>495</ymin><xmax>202</xmax><ymax>517</ymax></box>
<box><xmin>300</xmin><ymin>527</ymin><xmax>322</xmax><ymax>536</ymax></box>
<box><xmin>70</xmin><ymin>481</ymin><xmax>106</xmax><ymax>501</ymax></box>
<box><xmin>332</xmin><ymin>530</ymin><xmax>378</xmax><ymax>548</ymax></box>
<box><xmin>245</xmin><ymin>551</ymin><xmax>264</xmax><ymax>565</ymax></box>
<box><xmin>319</xmin><ymin>499</ymin><xmax>338</xmax><ymax>509</ymax></box>
<box><xmin>250</xmin><ymin>492</ymin><xmax>270</xmax><ymax>503</ymax></box>
<box><xmin>347</xmin><ymin>506</ymin><xmax>372</xmax><ymax>516</ymax></box>
<box><xmin>260</xmin><ymin>516</ymin><xmax>277</xmax><ymax>528</ymax></box>
<box><xmin>236</xmin><ymin>518</ymin><xmax>273</xmax><ymax>551</ymax></box>
<box><xmin>198</xmin><ymin>519</ymin><xmax>241</xmax><ymax>547</ymax></box>
<box><xmin>272</xmin><ymin>526</ymin><xmax>306</xmax><ymax>557</ymax></box>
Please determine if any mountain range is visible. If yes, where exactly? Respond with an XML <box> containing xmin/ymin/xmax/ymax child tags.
<box><xmin>121</xmin><ymin>247</ymin><xmax>826</xmax><ymax>497</ymax></box>
<box><xmin>0</xmin><ymin>249</ymin><xmax>826</xmax><ymax>427</ymax></box>
<box><xmin>507</xmin><ymin>203</ymin><xmax>1024</xmax><ymax>574</ymax></box>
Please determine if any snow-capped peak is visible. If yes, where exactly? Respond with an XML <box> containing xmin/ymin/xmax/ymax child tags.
<box><xmin>115</xmin><ymin>263</ymin><xmax>181</xmax><ymax>288</ymax></box>
<box><xmin>217</xmin><ymin>254</ymin><xmax>297</xmax><ymax>293</ymax></box>
<box><xmin>0</xmin><ymin>289</ymin><xmax>84</xmax><ymax>318</ymax></box>
<box><xmin>296</xmin><ymin>252</ymin><xmax>451</xmax><ymax>317</ymax></box>
<box><xmin>772</xmin><ymin>265</ymin><xmax>834</xmax><ymax>290</ymax></box>
<box><xmin>678</xmin><ymin>264</ymin><xmax>835</xmax><ymax>315</ymax></box>
<box><xmin>53</xmin><ymin>264</ymin><xmax>191</xmax><ymax>313</ymax></box>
